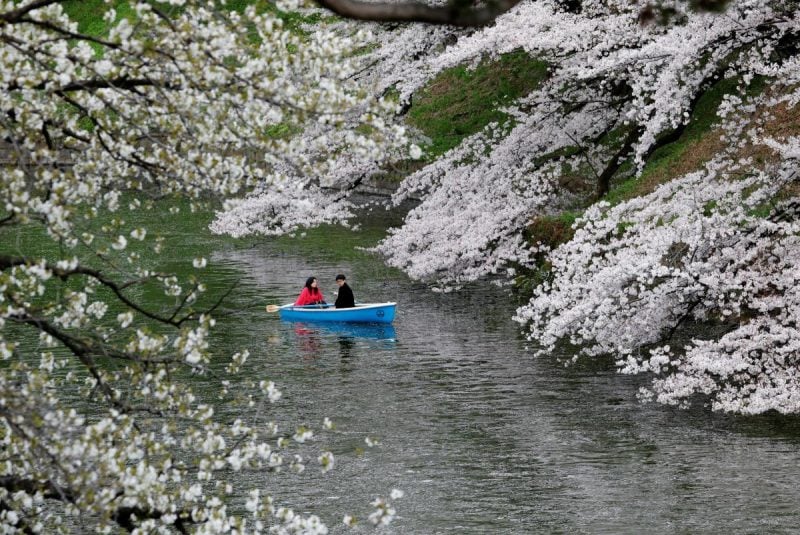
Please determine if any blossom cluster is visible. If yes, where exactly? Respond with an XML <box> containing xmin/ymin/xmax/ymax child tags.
<box><xmin>516</xmin><ymin>132</ymin><xmax>800</xmax><ymax>413</ymax></box>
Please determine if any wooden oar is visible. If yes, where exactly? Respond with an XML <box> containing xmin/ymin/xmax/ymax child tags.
<box><xmin>267</xmin><ymin>303</ymin><xmax>328</xmax><ymax>312</ymax></box>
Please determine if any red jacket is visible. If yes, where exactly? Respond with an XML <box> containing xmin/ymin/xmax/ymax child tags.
<box><xmin>295</xmin><ymin>287</ymin><xmax>324</xmax><ymax>306</ymax></box>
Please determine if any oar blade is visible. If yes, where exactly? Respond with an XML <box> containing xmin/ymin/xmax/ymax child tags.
<box><xmin>265</xmin><ymin>304</ymin><xmax>281</xmax><ymax>313</ymax></box>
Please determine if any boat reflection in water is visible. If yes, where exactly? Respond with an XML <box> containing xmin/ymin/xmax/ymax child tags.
<box><xmin>286</xmin><ymin>321</ymin><xmax>397</xmax><ymax>360</ymax></box>
<box><xmin>287</xmin><ymin>321</ymin><xmax>397</xmax><ymax>342</ymax></box>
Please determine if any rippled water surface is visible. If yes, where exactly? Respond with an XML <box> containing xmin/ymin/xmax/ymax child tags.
<box><xmin>202</xmin><ymin>213</ymin><xmax>800</xmax><ymax>534</ymax></box>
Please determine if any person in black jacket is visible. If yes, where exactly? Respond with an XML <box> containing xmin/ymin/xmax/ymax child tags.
<box><xmin>334</xmin><ymin>274</ymin><xmax>355</xmax><ymax>308</ymax></box>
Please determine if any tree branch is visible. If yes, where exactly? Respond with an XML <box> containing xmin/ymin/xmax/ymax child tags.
<box><xmin>1</xmin><ymin>254</ymin><xmax>229</xmax><ymax>330</ymax></box>
<box><xmin>0</xmin><ymin>254</ymin><xmax>179</xmax><ymax>327</ymax></box>
<box><xmin>0</xmin><ymin>476</ymin><xmax>191</xmax><ymax>534</ymax></box>
<box><xmin>55</xmin><ymin>77</ymin><xmax>178</xmax><ymax>93</ymax></box>
<box><xmin>0</xmin><ymin>475</ymin><xmax>75</xmax><ymax>502</ymax></box>
<box><xmin>312</xmin><ymin>0</ymin><xmax>523</xmax><ymax>26</ymax></box>
<box><xmin>15</xmin><ymin>16</ymin><xmax>121</xmax><ymax>50</ymax></box>
<box><xmin>0</xmin><ymin>501</ymin><xmax>35</xmax><ymax>535</ymax></box>
<box><xmin>595</xmin><ymin>126</ymin><xmax>641</xmax><ymax>199</ymax></box>
<box><xmin>112</xmin><ymin>506</ymin><xmax>190</xmax><ymax>534</ymax></box>
<box><xmin>0</xmin><ymin>0</ymin><xmax>64</xmax><ymax>23</ymax></box>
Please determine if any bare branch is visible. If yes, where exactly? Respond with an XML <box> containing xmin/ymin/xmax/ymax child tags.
<box><xmin>312</xmin><ymin>0</ymin><xmax>523</xmax><ymax>26</ymax></box>
<box><xmin>55</xmin><ymin>77</ymin><xmax>178</xmax><ymax>93</ymax></box>
<box><xmin>14</xmin><ymin>16</ymin><xmax>121</xmax><ymax>49</ymax></box>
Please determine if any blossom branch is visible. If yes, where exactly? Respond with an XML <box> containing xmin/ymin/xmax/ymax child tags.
<box><xmin>0</xmin><ymin>254</ymin><xmax>218</xmax><ymax>328</ymax></box>
<box><xmin>0</xmin><ymin>0</ymin><xmax>63</xmax><ymax>23</ymax></box>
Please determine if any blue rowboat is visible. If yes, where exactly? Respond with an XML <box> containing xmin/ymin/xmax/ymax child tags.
<box><xmin>279</xmin><ymin>302</ymin><xmax>396</xmax><ymax>324</ymax></box>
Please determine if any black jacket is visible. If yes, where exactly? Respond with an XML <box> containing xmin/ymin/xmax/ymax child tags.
<box><xmin>335</xmin><ymin>283</ymin><xmax>355</xmax><ymax>308</ymax></box>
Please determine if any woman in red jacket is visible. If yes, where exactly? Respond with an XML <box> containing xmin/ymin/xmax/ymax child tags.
<box><xmin>295</xmin><ymin>276</ymin><xmax>325</xmax><ymax>306</ymax></box>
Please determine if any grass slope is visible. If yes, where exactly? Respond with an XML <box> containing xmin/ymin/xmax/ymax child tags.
<box><xmin>407</xmin><ymin>50</ymin><xmax>548</xmax><ymax>158</ymax></box>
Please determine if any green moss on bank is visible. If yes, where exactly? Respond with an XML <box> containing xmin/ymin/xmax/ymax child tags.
<box><xmin>408</xmin><ymin>50</ymin><xmax>548</xmax><ymax>158</ymax></box>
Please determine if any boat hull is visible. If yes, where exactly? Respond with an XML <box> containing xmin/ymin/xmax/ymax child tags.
<box><xmin>279</xmin><ymin>302</ymin><xmax>396</xmax><ymax>324</ymax></box>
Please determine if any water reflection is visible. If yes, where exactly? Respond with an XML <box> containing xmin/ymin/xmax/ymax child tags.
<box><xmin>337</xmin><ymin>336</ymin><xmax>355</xmax><ymax>360</ymax></box>
<box><xmin>291</xmin><ymin>324</ymin><xmax>323</xmax><ymax>359</ymax></box>
<box><xmin>283</xmin><ymin>321</ymin><xmax>396</xmax><ymax>360</ymax></box>
<box><xmin>286</xmin><ymin>321</ymin><xmax>397</xmax><ymax>341</ymax></box>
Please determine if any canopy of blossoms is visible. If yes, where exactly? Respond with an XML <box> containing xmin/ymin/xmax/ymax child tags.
<box><xmin>0</xmin><ymin>0</ymin><xmax>409</xmax><ymax>531</ymax></box>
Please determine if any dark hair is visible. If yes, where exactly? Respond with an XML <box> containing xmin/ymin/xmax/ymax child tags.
<box><xmin>304</xmin><ymin>277</ymin><xmax>318</xmax><ymax>293</ymax></box>
<box><xmin>335</xmin><ymin>274</ymin><xmax>346</xmax><ymax>281</ymax></box>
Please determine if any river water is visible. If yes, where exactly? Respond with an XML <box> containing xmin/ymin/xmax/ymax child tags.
<box><xmin>203</xmin><ymin>212</ymin><xmax>800</xmax><ymax>534</ymax></box>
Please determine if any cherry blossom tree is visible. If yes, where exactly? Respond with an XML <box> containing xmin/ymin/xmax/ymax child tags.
<box><xmin>345</xmin><ymin>1</ymin><xmax>800</xmax><ymax>418</ymax></box>
<box><xmin>315</xmin><ymin>0</ymin><xmax>525</xmax><ymax>26</ymax></box>
<box><xmin>503</xmin><ymin>0</ymin><xmax>800</xmax><ymax>414</ymax></box>
<box><xmin>516</xmin><ymin>146</ymin><xmax>800</xmax><ymax>414</ymax></box>
<box><xmin>0</xmin><ymin>0</ymin><xmax>408</xmax><ymax>531</ymax></box>
<box><xmin>374</xmin><ymin>0</ymin><xmax>799</xmax><ymax>286</ymax></box>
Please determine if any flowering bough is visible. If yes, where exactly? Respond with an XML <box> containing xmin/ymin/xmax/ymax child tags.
<box><xmin>364</xmin><ymin>0</ymin><xmax>798</xmax><ymax>288</ymax></box>
<box><xmin>516</xmin><ymin>140</ymin><xmax>800</xmax><ymax>413</ymax></box>
<box><xmin>0</xmin><ymin>0</ymin><xmax>410</xmax><ymax>532</ymax></box>
<box><xmin>314</xmin><ymin>0</ymin><xmax>800</xmax><ymax>414</ymax></box>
